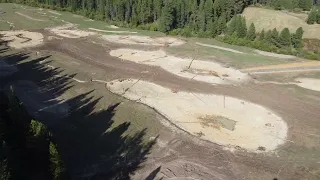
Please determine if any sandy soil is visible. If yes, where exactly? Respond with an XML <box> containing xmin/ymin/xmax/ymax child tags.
<box><xmin>88</xmin><ymin>28</ymin><xmax>137</xmax><ymax>34</ymax></box>
<box><xmin>0</xmin><ymin>30</ymin><xmax>44</xmax><ymax>49</ymax></box>
<box><xmin>102</xmin><ymin>35</ymin><xmax>185</xmax><ymax>46</ymax></box>
<box><xmin>0</xmin><ymin>60</ymin><xmax>18</xmax><ymax>77</ymax></box>
<box><xmin>46</xmin><ymin>24</ymin><xmax>96</xmax><ymax>38</ymax></box>
<box><xmin>110</xmin><ymin>48</ymin><xmax>251</xmax><ymax>85</ymax></box>
<box><xmin>295</xmin><ymin>78</ymin><xmax>320</xmax><ymax>92</ymax></box>
<box><xmin>48</xmin><ymin>10</ymin><xmax>61</xmax><ymax>15</ymax></box>
<box><xmin>15</xmin><ymin>12</ymin><xmax>46</xmax><ymax>22</ymax></box>
<box><xmin>255</xmin><ymin>50</ymin><xmax>296</xmax><ymax>59</ymax></box>
<box><xmin>107</xmin><ymin>79</ymin><xmax>288</xmax><ymax>152</ymax></box>
<box><xmin>196</xmin><ymin>42</ymin><xmax>245</xmax><ymax>54</ymax></box>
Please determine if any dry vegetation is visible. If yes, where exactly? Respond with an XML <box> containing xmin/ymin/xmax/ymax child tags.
<box><xmin>243</xmin><ymin>7</ymin><xmax>320</xmax><ymax>39</ymax></box>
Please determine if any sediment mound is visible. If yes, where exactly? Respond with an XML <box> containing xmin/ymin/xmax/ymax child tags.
<box><xmin>110</xmin><ymin>48</ymin><xmax>251</xmax><ymax>85</ymax></box>
<box><xmin>47</xmin><ymin>23</ymin><xmax>96</xmax><ymax>38</ymax></box>
<box><xmin>107</xmin><ymin>79</ymin><xmax>288</xmax><ymax>152</ymax></box>
<box><xmin>0</xmin><ymin>30</ymin><xmax>44</xmax><ymax>49</ymax></box>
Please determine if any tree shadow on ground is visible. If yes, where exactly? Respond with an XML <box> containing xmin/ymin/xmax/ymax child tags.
<box><xmin>145</xmin><ymin>166</ymin><xmax>161</xmax><ymax>180</ymax></box>
<box><xmin>0</xmin><ymin>39</ymin><xmax>156</xmax><ymax>179</ymax></box>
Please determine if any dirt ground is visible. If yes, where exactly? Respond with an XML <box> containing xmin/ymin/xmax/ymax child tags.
<box><xmin>1</xmin><ymin>27</ymin><xmax>320</xmax><ymax>180</ymax></box>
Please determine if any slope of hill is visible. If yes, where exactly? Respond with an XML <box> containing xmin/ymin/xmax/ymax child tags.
<box><xmin>243</xmin><ymin>7</ymin><xmax>320</xmax><ymax>39</ymax></box>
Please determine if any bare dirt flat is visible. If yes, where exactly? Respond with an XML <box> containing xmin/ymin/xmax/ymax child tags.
<box><xmin>1</xmin><ymin>3</ymin><xmax>320</xmax><ymax>180</ymax></box>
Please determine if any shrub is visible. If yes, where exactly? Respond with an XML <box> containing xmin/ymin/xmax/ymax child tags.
<box><xmin>181</xmin><ymin>28</ymin><xmax>192</xmax><ymax>37</ymax></box>
<box><xmin>149</xmin><ymin>23</ymin><xmax>158</xmax><ymax>31</ymax></box>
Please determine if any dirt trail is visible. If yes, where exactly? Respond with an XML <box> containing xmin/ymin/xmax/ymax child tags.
<box><xmin>46</xmin><ymin>24</ymin><xmax>96</xmax><ymax>38</ymax></box>
<box><xmin>88</xmin><ymin>27</ymin><xmax>137</xmax><ymax>34</ymax></box>
<box><xmin>254</xmin><ymin>49</ymin><xmax>296</xmax><ymax>59</ymax></box>
<box><xmin>103</xmin><ymin>35</ymin><xmax>185</xmax><ymax>46</ymax></box>
<box><xmin>15</xmin><ymin>12</ymin><xmax>46</xmax><ymax>22</ymax></box>
<box><xmin>242</xmin><ymin>61</ymin><xmax>320</xmax><ymax>74</ymax></box>
<box><xmin>196</xmin><ymin>42</ymin><xmax>245</xmax><ymax>54</ymax></box>
<box><xmin>48</xmin><ymin>10</ymin><xmax>61</xmax><ymax>15</ymax></box>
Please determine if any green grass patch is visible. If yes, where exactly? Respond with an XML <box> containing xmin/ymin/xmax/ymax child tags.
<box><xmin>0</xmin><ymin>3</ymin><xmax>62</xmax><ymax>30</ymax></box>
<box><xmin>167</xmin><ymin>37</ymin><xmax>296</xmax><ymax>69</ymax></box>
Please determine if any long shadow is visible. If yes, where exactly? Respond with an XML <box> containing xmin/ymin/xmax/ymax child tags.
<box><xmin>0</xmin><ymin>39</ymin><xmax>156</xmax><ymax>179</ymax></box>
<box><xmin>145</xmin><ymin>166</ymin><xmax>161</xmax><ymax>180</ymax></box>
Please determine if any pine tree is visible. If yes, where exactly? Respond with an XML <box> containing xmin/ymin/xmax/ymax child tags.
<box><xmin>246</xmin><ymin>23</ymin><xmax>256</xmax><ymax>41</ymax></box>
<box><xmin>271</xmin><ymin>0</ymin><xmax>283</xmax><ymax>10</ymax></box>
<box><xmin>153</xmin><ymin>0</ymin><xmax>162</xmax><ymax>20</ymax></box>
<box><xmin>198</xmin><ymin>0</ymin><xmax>206</xmax><ymax>32</ymax></box>
<box><xmin>259</xmin><ymin>29</ymin><xmax>265</xmax><ymax>41</ymax></box>
<box><xmin>292</xmin><ymin>0</ymin><xmax>300</xmax><ymax>8</ymax></box>
<box><xmin>204</xmin><ymin>0</ymin><xmax>214</xmax><ymax>22</ymax></box>
<box><xmin>159</xmin><ymin>3</ymin><xmax>174</xmax><ymax>33</ymax></box>
<box><xmin>296</xmin><ymin>27</ymin><xmax>304</xmax><ymax>39</ymax></box>
<box><xmin>271</xmin><ymin>28</ymin><xmax>279</xmax><ymax>43</ymax></box>
<box><xmin>227</xmin><ymin>16</ymin><xmax>237</xmax><ymax>35</ymax></box>
<box><xmin>206</xmin><ymin>18</ymin><xmax>214</xmax><ymax>33</ymax></box>
<box><xmin>199</xmin><ymin>11</ymin><xmax>207</xmax><ymax>32</ymax></box>
<box><xmin>279</xmin><ymin>28</ymin><xmax>292</xmax><ymax>46</ymax></box>
<box><xmin>236</xmin><ymin>15</ymin><xmax>247</xmax><ymax>38</ymax></box>
<box><xmin>217</xmin><ymin>13</ymin><xmax>227</xmax><ymax>34</ymax></box>
<box><xmin>211</xmin><ymin>16</ymin><xmax>219</xmax><ymax>36</ymax></box>
<box><xmin>265</xmin><ymin>30</ymin><xmax>273</xmax><ymax>43</ymax></box>
<box><xmin>317</xmin><ymin>8</ymin><xmax>320</xmax><ymax>24</ymax></box>
<box><xmin>299</xmin><ymin>0</ymin><xmax>313</xmax><ymax>11</ymax></box>
<box><xmin>8</xmin><ymin>87</ymin><xmax>29</xmax><ymax>149</ymax></box>
<box><xmin>292</xmin><ymin>27</ymin><xmax>304</xmax><ymax>48</ymax></box>
<box><xmin>307</xmin><ymin>8</ymin><xmax>317</xmax><ymax>24</ymax></box>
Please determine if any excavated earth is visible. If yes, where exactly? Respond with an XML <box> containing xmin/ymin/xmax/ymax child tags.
<box><xmin>1</xmin><ymin>29</ymin><xmax>320</xmax><ymax>180</ymax></box>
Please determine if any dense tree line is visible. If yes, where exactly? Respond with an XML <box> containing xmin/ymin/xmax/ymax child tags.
<box><xmin>220</xmin><ymin>15</ymin><xmax>320</xmax><ymax>60</ymax></box>
<box><xmin>224</xmin><ymin>15</ymin><xmax>304</xmax><ymax>48</ymax></box>
<box><xmin>3</xmin><ymin>0</ymin><xmax>317</xmax><ymax>35</ymax></box>
<box><xmin>0</xmin><ymin>89</ymin><xmax>67</xmax><ymax>180</ymax></box>
<box><xmin>5</xmin><ymin>0</ymin><xmax>251</xmax><ymax>35</ymax></box>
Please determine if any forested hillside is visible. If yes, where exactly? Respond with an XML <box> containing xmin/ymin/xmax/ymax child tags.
<box><xmin>1</xmin><ymin>0</ymin><xmax>319</xmax><ymax>59</ymax></box>
<box><xmin>2</xmin><ymin>0</ymin><xmax>318</xmax><ymax>36</ymax></box>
